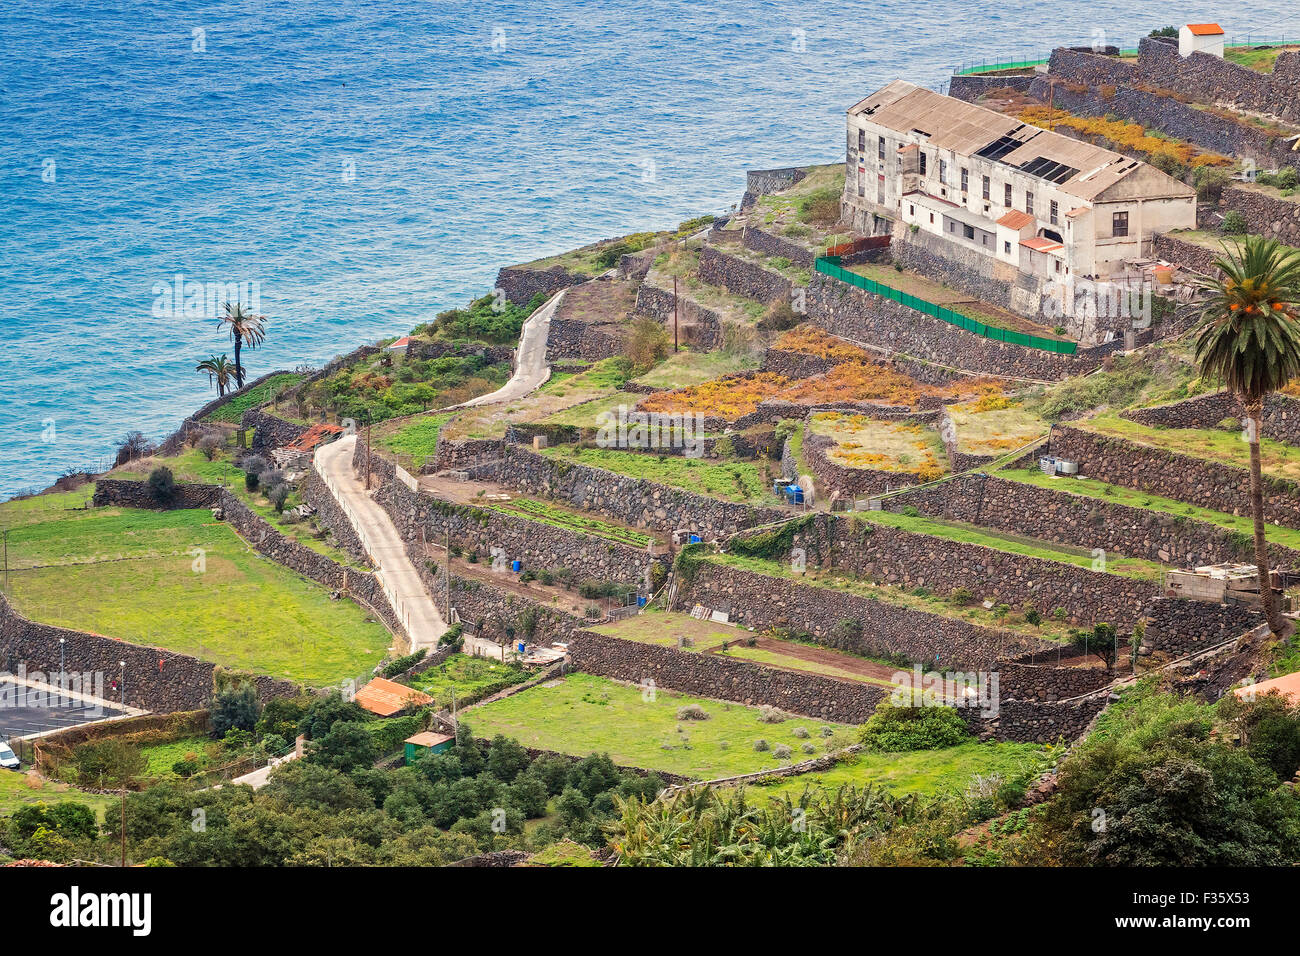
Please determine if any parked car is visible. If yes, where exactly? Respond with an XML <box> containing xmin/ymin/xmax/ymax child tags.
<box><xmin>0</xmin><ymin>739</ymin><xmax>19</xmax><ymax>771</ymax></box>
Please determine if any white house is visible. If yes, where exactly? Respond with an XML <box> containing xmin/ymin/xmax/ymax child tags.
<box><xmin>1179</xmin><ymin>23</ymin><xmax>1225</xmax><ymax>58</ymax></box>
<box><xmin>843</xmin><ymin>81</ymin><xmax>1197</xmax><ymax>284</ymax></box>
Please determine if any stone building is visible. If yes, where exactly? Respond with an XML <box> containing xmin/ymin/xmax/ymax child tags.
<box><xmin>842</xmin><ymin>81</ymin><xmax>1196</xmax><ymax>287</ymax></box>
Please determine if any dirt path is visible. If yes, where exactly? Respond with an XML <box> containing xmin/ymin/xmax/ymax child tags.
<box><xmin>704</xmin><ymin>635</ymin><xmax>904</xmax><ymax>684</ymax></box>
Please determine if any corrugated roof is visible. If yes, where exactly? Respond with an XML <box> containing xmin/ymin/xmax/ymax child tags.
<box><xmin>355</xmin><ymin>677</ymin><xmax>433</xmax><ymax>717</ymax></box>
<box><xmin>848</xmin><ymin>81</ymin><xmax>1182</xmax><ymax>202</ymax></box>
<box><xmin>1186</xmin><ymin>23</ymin><xmax>1224</xmax><ymax>35</ymax></box>
<box><xmin>285</xmin><ymin>422</ymin><xmax>344</xmax><ymax>453</ymax></box>
<box><xmin>997</xmin><ymin>210</ymin><xmax>1035</xmax><ymax>229</ymax></box>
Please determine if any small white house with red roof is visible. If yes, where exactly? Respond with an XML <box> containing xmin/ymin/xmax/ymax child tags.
<box><xmin>1179</xmin><ymin>23</ymin><xmax>1225</xmax><ymax>58</ymax></box>
<box><xmin>385</xmin><ymin>335</ymin><xmax>413</xmax><ymax>354</ymax></box>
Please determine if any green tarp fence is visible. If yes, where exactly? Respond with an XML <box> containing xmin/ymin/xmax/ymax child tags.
<box><xmin>814</xmin><ymin>256</ymin><xmax>1077</xmax><ymax>355</ymax></box>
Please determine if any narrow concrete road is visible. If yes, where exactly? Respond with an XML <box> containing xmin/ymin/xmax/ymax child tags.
<box><xmin>314</xmin><ymin>434</ymin><xmax>446</xmax><ymax>652</ymax></box>
<box><xmin>452</xmin><ymin>289</ymin><xmax>561</xmax><ymax>409</ymax></box>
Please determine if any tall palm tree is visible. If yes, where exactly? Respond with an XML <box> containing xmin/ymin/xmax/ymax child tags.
<box><xmin>1194</xmin><ymin>235</ymin><xmax>1300</xmax><ymax>635</ymax></box>
<box><xmin>195</xmin><ymin>354</ymin><xmax>236</xmax><ymax>397</ymax></box>
<box><xmin>217</xmin><ymin>302</ymin><xmax>266</xmax><ymax>389</ymax></box>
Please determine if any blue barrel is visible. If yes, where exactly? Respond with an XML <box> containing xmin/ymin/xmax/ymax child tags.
<box><xmin>637</xmin><ymin>595</ymin><xmax>648</xmax><ymax>607</ymax></box>
<box><xmin>511</xmin><ymin>560</ymin><xmax>521</xmax><ymax>572</ymax></box>
<box><xmin>689</xmin><ymin>534</ymin><xmax>701</xmax><ymax>544</ymax></box>
<box><xmin>517</xmin><ymin>642</ymin><xmax>526</xmax><ymax>653</ymax></box>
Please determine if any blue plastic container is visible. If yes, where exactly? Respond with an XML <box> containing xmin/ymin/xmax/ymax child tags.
<box><xmin>511</xmin><ymin>560</ymin><xmax>521</xmax><ymax>572</ymax></box>
<box><xmin>689</xmin><ymin>534</ymin><xmax>701</xmax><ymax>544</ymax></box>
<box><xmin>637</xmin><ymin>595</ymin><xmax>648</xmax><ymax>607</ymax></box>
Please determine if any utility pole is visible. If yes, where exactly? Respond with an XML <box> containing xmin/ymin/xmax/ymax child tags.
<box><xmin>364</xmin><ymin>408</ymin><xmax>372</xmax><ymax>490</ymax></box>
<box><xmin>673</xmin><ymin>276</ymin><xmax>679</xmax><ymax>352</ymax></box>
<box><xmin>445</xmin><ymin>529</ymin><xmax>451</xmax><ymax>619</ymax></box>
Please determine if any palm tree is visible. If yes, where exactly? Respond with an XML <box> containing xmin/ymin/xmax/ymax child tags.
<box><xmin>1194</xmin><ymin>235</ymin><xmax>1300</xmax><ymax>635</ymax></box>
<box><xmin>217</xmin><ymin>302</ymin><xmax>266</xmax><ymax>389</ymax></box>
<box><xmin>195</xmin><ymin>354</ymin><xmax>236</xmax><ymax>397</ymax></box>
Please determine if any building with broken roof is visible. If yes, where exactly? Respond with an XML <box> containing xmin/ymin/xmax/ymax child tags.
<box><xmin>844</xmin><ymin>80</ymin><xmax>1196</xmax><ymax>292</ymax></box>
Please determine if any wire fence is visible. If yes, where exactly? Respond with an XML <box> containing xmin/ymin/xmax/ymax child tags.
<box><xmin>953</xmin><ymin>36</ymin><xmax>1300</xmax><ymax>76</ymax></box>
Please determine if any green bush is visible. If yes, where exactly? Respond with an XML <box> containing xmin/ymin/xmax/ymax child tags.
<box><xmin>1220</xmin><ymin>210</ymin><xmax>1248</xmax><ymax>235</ymax></box>
<box><xmin>859</xmin><ymin>700</ymin><xmax>971</xmax><ymax>752</ymax></box>
<box><xmin>148</xmin><ymin>466</ymin><xmax>176</xmax><ymax>504</ymax></box>
<box><xmin>382</xmin><ymin>648</ymin><xmax>428</xmax><ymax>678</ymax></box>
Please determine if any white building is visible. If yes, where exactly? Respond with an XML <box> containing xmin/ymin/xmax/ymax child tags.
<box><xmin>1179</xmin><ymin>23</ymin><xmax>1225</xmax><ymax>58</ymax></box>
<box><xmin>843</xmin><ymin>81</ymin><xmax>1197</xmax><ymax>284</ymax></box>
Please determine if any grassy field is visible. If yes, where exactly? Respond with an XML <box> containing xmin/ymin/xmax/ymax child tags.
<box><xmin>203</xmin><ymin>373</ymin><xmax>304</xmax><ymax>424</ymax></box>
<box><xmin>377</xmin><ymin>412</ymin><xmax>455</xmax><ymax>469</ymax></box>
<box><xmin>947</xmin><ymin>400</ymin><xmax>1047</xmax><ymax>457</ymax></box>
<box><xmin>406</xmin><ymin>654</ymin><xmax>528</xmax><ymax>708</ymax></box>
<box><xmin>0</xmin><ymin>771</ymin><xmax>116</xmax><ymax>822</ymax></box>
<box><xmin>867</xmin><ymin>509</ymin><xmax>1166</xmax><ymax>580</ymax></box>
<box><xmin>0</xmin><ymin>494</ymin><xmax>392</xmax><ymax>685</ymax></box>
<box><xmin>442</xmin><ymin>359</ymin><xmax>630</xmax><ymax>441</ymax></box>
<box><xmin>1081</xmin><ymin>413</ymin><xmax>1300</xmax><ymax>482</ymax></box>
<box><xmin>140</xmin><ymin>735</ymin><xmax>220</xmax><ymax>778</ymax></box>
<box><xmin>734</xmin><ymin>741</ymin><xmax>1049</xmax><ymax>802</ymax></box>
<box><xmin>995</xmin><ymin>465</ymin><xmax>1300</xmax><ymax>553</ymax></box>
<box><xmin>1224</xmin><ymin>44</ymin><xmax>1300</xmax><ymax>72</ymax></box>
<box><xmin>467</xmin><ymin>673</ymin><xmax>856</xmax><ymax>779</ymax></box>
<box><xmin>540</xmin><ymin>445</ymin><xmax>774</xmax><ymax>505</ymax></box>
<box><xmin>107</xmin><ymin>448</ymin><xmax>361</xmax><ymax>567</ymax></box>
<box><xmin>633</xmin><ymin>350</ymin><xmax>758</xmax><ymax>389</ymax></box>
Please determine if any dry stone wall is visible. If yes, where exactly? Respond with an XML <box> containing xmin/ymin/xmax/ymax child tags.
<box><xmin>1123</xmin><ymin>389</ymin><xmax>1300</xmax><ymax>446</ymax></box>
<box><xmin>242</xmin><ymin>409</ymin><xmax>310</xmax><ymax>452</ymax></box>
<box><xmin>569</xmin><ymin>630</ymin><xmax>887</xmax><ymax>723</ymax></box>
<box><xmin>697</xmin><ymin>244</ymin><xmax>791</xmax><ymax>305</ymax></box>
<box><xmin>1047</xmin><ymin>425</ymin><xmax>1300</xmax><ymax>527</ymax></box>
<box><xmin>1222</xmin><ymin>187</ymin><xmax>1300</xmax><ymax>247</ymax></box>
<box><xmin>495</xmin><ymin>265</ymin><xmax>587</xmax><ymax>305</ymax></box>
<box><xmin>741</xmin><ymin>226</ymin><xmax>816</xmax><ymax>268</ymax></box>
<box><xmin>1152</xmin><ymin>232</ymin><xmax>1222</xmax><ymax>277</ymax></box>
<box><xmin>1142</xmin><ymin>597</ymin><xmax>1263</xmax><ymax>656</ymax></box>
<box><xmin>633</xmin><ymin>283</ymin><xmax>724</xmax><ymax>349</ymax></box>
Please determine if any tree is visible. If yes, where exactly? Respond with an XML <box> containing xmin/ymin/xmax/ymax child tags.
<box><xmin>1073</xmin><ymin>622</ymin><xmax>1119</xmax><ymax>671</ymax></box>
<box><xmin>624</xmin><ymin>317</ymin><xmax>670</xmax><ymax>373</ymax></box>
<box><xmin>217</xmin><ymin>302</ymin><xmax>267</xmax><ymax>389</ymax></box>
<box><xmin>311</xmin><ymin>720</ymin><xmax>377</xmax><ymax>773</ymax></box>
<box><xmin>147</xmin><ymin>466</ymin><xmax>176</xmax><ymax>505</ymax></box>
<box><xmin>195</xmin><ymin>354</ymin><xmax>237</xmax><ymax>397</ymax></box>
<box><xmin>1194</xmin><ymin>236</ymin><xmax>1300</xmax><ymax>634</ymax></box>
<box><xmin>209</xmin><ymin>683</ymin><xmax>261</xmax><ymax>736</ymax></box>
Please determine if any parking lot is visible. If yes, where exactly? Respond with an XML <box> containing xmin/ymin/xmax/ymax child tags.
<box><xmin>0</xmin><ymin>676</ymin><xmax>126</xmax><ymax>741</ymax></box>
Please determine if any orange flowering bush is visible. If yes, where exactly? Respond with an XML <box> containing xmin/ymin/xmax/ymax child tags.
<box><xmin>1018</xmin><ymin>106</ymin><xmax>1230</xmax><ymax>168</ymax></box>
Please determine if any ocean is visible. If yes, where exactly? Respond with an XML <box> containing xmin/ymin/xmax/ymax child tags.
<box><xmin>2</xmin><ymin>0</ymin><xmax>1297</xmax><ymax>498</ymax></box>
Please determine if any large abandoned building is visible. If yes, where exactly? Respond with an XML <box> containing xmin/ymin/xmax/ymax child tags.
<box><xmin>843</xmin><ymin>80</ymin><xmax>1197</xmax><ymax>288</ymax></box>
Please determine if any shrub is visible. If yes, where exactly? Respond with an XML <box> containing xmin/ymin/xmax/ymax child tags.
<box><xmin>197</xmin><ymin>434</ymin><xmax>222</xmax><ymax>460</ymax></box>
<box><xmin>757</xmin><ymin>705</ymin><xmax>787</xmax><ymax>724</ymax></box>
<box><xmin>949</xmin><ymin>586</ymin><xmax>974</xmax><ymax>606</ymax></box>
<box><xmin>267</xmin><ymin>483</ymin><xmax>291</xmax><ymax>513</ymax></box>
<box><xmin>1257</xmin><ymin>168</ymin><xmax>1298</xmax><ymax>191</ymax></box>
<box><xmin>624</xmin><ymin>317</ymin><xmax>671</xmax><ymax>373</ymax></box>
<box><xmin>859</xmin><ymin>699</ymin><xmax>971</xmax><ymax>752</ymax></box>
<box><xmin>753</xmin><ymin>739</ymin><xmax>770</xmax><ymax>752</ymax></box>
<box><xmin>241</xmin><ymin>454</ymin><xmax>267</xmax><ymax>491</ymax></box>
<box><xmin>1193</xmin><ymin>165</ymin><xmax>1232</xmax><ymax>201</ymax></box>
<box><xmin>171</xmin><ymin>759</ymin><xmax>201</xmax><ymax>778</ymax></box>
<box><xmin>676</xmin><ymin>704</ymin><xmax>710</xmax><ymax>721</ymax></box>
<box><xmin>382</xmin><ymin>648</ymin><xmax>428</xmax><ymax>678</ymax></box>
<box><xmin>147</xmin><ymin>466</ymin><xmax>176</xmax><ymax>504</ymax></box>
<box><xmin>792</xmin><ymin>726</ymin><xmax>810</xmax><ymax>739</ymax></box>
<box><xmin>1220</xmin><ymin>210</ymin><xmax>1248</xmax><ymax>235</ymax></box>
<box><xmin>772</xmin><ymin>744</ymin><xmax>792</xmax><ymax>760</ymax></box>
<box><xmin>801</xmin><ymin>743</ymin><xmax>816</xmax><ymax>754</ymax></box>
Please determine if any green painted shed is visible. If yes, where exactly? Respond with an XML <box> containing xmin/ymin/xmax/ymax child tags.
<box><xmin>404</xmin><ymin>731</ymin><xmax>454</xmax><ymax>765</ymax></box>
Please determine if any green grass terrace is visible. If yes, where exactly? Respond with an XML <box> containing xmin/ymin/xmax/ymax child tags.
<box><xmin>539</xmin><ymin>444</ymin><xmax>778</xmax><ymax>506</ymax></box>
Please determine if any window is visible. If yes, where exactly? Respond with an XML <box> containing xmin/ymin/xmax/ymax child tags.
<box><xmin>857</xmin><ymin>129</ymin><xmax>865</xmax><ymax>153</ymax></box>
<box><xmin>929</xmin><ymin>213</ymin><xmax>934</xmax><ymax>224</ymax></box>
<box><xmin>982</xmin><ymin>175</ymin><xmax>990</xmax><ymax>200</ymax></box>
<box><xmin>1050</xmin><ymin>200</ymin><xmax>1059</xmax><ymax>225</ymax></box>
<box><xmin>961</xmin><ymin>168</ymin><xmax>969</xmax><ymax>193</ymax></box>
<box><xmin>962</xmin><ymin>223</ymin><xmax>975</xmax><ymax>240</ymax></box>
<box><xmin>857</xmin><ymin>168</ymin><xmax>865</xmax><ymax>197</ymax></box>
<box><xmin>1026</xmin><ymin>191</ymin><xmax>1034</xmax><ymax>216</ymax></box>
<box><xmin>939</xmin><ymin>159</ymin><xmax>947</xmax><ymax>183</ymax></box>
<box><xmin>909</xmin><ymin>204</ymin><xmax>915</xmax><ymax>216</ymax></box>
<box><xmin>948</xmin><ymin>221</ymin><xmax>955</xmax><ymax>232</ymax></box>
<box><xmin>1113</xmin><ymin>211</ymin><xmax>1129</xmax><ymax>237</ymax></box>
<box><xmin>1004</xmin><ymin>183</ymin><xmax>1012</xmax><ymax>207</ymax></box>
<box><xmin>1004</xmin><ymin>240</ymin><xmax>1011</xmax><ymax>254</ymax></box>
<box><xmin>878</xmin><ymin>135</ymin><xmax>885</xmax><ymax>161</ymax></box>
<box><xmin>919</xmin><ymin>152</ymin><xmax>927</xmax><ymax>176</ymax></box>
<box><xmin>1055</xmin><ymin>260</ymin><xmax>1061</xmax><ymax>273</ymax></box>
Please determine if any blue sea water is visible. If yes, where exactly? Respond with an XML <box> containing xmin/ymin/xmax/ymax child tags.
<box><xmin>3</xmin><ymin>0</ymin><xmax>1298</xmax><ymax>498</ymax></box>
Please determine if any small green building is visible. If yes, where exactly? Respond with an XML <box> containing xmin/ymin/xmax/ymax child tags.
<box><xmin>404</xmin><ymin>731</ymin><xmax>454</xmax><ymax>765</ymax></box>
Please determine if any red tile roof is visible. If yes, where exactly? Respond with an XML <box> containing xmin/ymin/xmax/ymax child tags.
<box><xmin>1234</xmin><ymin>671</ymin><xmax>1300</xmax><ymax>703</ymax></box>
<box><xmin>996</xmin><ymin>210</ymin><xmax>1034</xmax><ymax>230</ymax></box>
<box><xmin>386</xmin><ymin>336</ymin><xmax>413</xmax><ymax>350</ymax></box>
<box><xmin>1185</xmin><ymin>23</ymin><xmax>1224</xmax><ymax>35</ymax></box>
<box><xmin>355</xmin><ymin>677</ymin><xmax>433</xmax><ymax>717</ymax></box>
<box><xmin>1020</xmin><ymin>237</ymin><xmax>1065</xmax><ymax>253</ymax></box>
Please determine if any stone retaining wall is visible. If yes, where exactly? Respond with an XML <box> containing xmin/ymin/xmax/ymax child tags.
<box><xmin>785</xmin><ymin>512</ymin><xmax>1157</xmax><ymax>628</ymax></box>
<box><xmin>1122</xmin><ymin>389</ymin><xmax>1300</xmax><ymax>447</ymax></box>
<box><xmin>545</xmin><ymin>318</ymin><xmax>626</xmax><ymax>361</ymax></box>
<box><xmin>807</xmin><ymin>272</ymin><xmax>1095</xmax><ymax>382</ymax></box>
<box><xmin>1133</xmin><ymin>37</ymin><xmax>1300</xmax><ymax>123</ymax></box>
<box><xmin>697</xmin><ymin>244</ymin><xmax>791</xmax><ymax>305</ymax></box>
<box><xmin>241</xmin><ymin>409</ymin><xmax>310</xmax><ymax>452</ymax></box>
<box><xmin>406</xmin><ymin>340</ymin><xmax>515</xmax><ymax>365</ymax></box>
<box><xmin>741</xmin><ymin>226</ymin><xmax>816</xmax><ymax>268</ymax></box>
<box><xmin>494</xmin><ymin>265</ymin><xmax>587</xmax><ymax>305</ymax></box>
<box><xmin>804</xmin><ymin>430</ymin><xmax>924</xmax><ymax>499</ymax></box>
<box><xmin>1152</xmin><ymin>232</ymin><xmax>1223</xmax><ymax>277</ymax></box>
<box><xmin>1142</xmin><ymin>596</ymin><xmax>1263</xmax><ymax>655</ymax></box>
<box><xmin>569</xmin><ymin>630</ymin><xmax>887</xmax><ymax>723</ymax></box>
<box><xmin>0</xmin><ymin>594</ymin><xmax>297</xmax><ymax>713</ymax></box>
<box><xmin>1222</xmin><ymin>187</ymin><xmax>1300</xmax><ymax>247</ymax></box>
<box><xmin>1047</xmin><ymin>424</ymin><xmax>1300</xmax><ymax>527</ymax></box>
<box><xmin>978</xmin><ymin>695</ymin><xmax>1109</xmax><ymax>743</ymax></box>
<box><xmin>633</xmin><ymin>282</ymin><xmax>724</xmax><ymax>349</ymax></box>
<box><xmin>676</xmin><ymin>561</ymin><xmax>1054</xmax><ymax>670</ymax></box>
<box><xmin>741</xmin><ymin>166</ymin><xmax>807</xmax><ymax>209</ymax></box>
<box><xmin>156</xmin><ymin>368</ymin><xmax>297</xmax><ymax>456</ymax></box>
<box><xmin>948</xmin><ymin>73</ymin><xmax>1035</xmax><ymax>102</ymax></box>
<box><xmin>493</xmin><ymin>445</ymin><xmax>784</xmax><ymax>539</ymax></box>
<box><xmin>883</xmin><ymin>470</ymin><xmax>1300</xmax><ymax>570</ymax></box>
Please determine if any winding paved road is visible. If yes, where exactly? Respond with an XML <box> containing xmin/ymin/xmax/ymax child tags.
<box><xmin>450</xmin><ymin>289</ymin><xmax>561</xmax><ymax>409</ymax></box>
<box><xmin>314</xmin><ymin>435</ymin><xmax>446</xmax><ymax>652</ymax></box>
